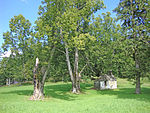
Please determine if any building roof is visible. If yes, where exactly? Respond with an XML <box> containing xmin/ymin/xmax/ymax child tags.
<box><xmin>96</xmin><ymin>74</ymin><xmax>116</xmax><ymax>81</ymax></box>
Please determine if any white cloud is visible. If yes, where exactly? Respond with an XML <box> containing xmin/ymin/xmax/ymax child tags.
<box><xmin>0</xmin><ymin>50</ymin><xmax>15</xmax><ymax>58</ymax></box>
<box><xmin>0</xmin><ymin>50</ymin><xmax>23</xmax><ymax>58</ymax></box>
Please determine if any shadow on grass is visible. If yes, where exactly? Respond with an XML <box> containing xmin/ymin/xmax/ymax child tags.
<box><xmin>2</xmin><ymin>82</ymin><xmax>150</xmax><ymax>102</ymax></box>
<box><xmin>44</xmin><ymin>83</ymin><xmax>92</xmax><ymax>100</ymax></box>
<box><xmin>96</xmin><ymin>87</ymin><xmax>150</xmax><ymax>102</ymax></box>
<box><xmin>44</xmin><ymin>83</ymin><xmax>75</xmax><ymax>100</ymax></box>
<box><xmin>1</xmin><ymin>83</ymin><xmax>92</xmax><ymax>101</ymax></box>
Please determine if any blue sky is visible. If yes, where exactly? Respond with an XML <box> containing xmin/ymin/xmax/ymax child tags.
<box><xmin>0</xmin><ymin>0</ymin><xmax>120</xmax><ymax>48</ymax></box>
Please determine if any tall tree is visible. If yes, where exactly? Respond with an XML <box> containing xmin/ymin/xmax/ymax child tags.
<box><xmin>114</xmin><ymin>0</ymin><xmax>150</xmax><ymax>94</ymax></box>
<box><xmin>2</xmin><ymin>14</ymin><xmax>32</xmax><ymax>82</ymax></box>
<box><xmin>86</xmin><ymin>12</ymin><xmax>123</xmax><ymax>78</ymax></box>
<box><xmin>59</xmin><ymin>0</ymin><xmax>105</xmax><ymax>93</ymax></box>
<box><xmin>39</xmin><ymin>0</ymin><xmax>105</xmax><ymax>93</ymax></box>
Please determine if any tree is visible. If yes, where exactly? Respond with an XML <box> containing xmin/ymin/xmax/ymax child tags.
<box><xmin>58</xmin><ymin>0</ymin><xmax>105</xmax><ymax>93</ymax></box>
<box><xmin>39</xmin><ymin>0</ymin><xmax>105</xmax><ymax>93</ymax></box>
<box><xmin>114</xmin><ymin>0</ymin><xmax>150</xmax><ymax>94</ymax></box>
<box><xmin>85</xmin><ymin>12</ymin><xmax>124</xmax><ymax>78</ymax></box>
<box><xmin>2</xmin><ymin>14</ymin><xmax>33</xmax><ymax>82</ymax></box>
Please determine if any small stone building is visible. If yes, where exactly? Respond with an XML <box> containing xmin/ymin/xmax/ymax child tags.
<box><xmin>94</xmin><ymin>74</ymin><xmax>117</xmax><ymax>90</ymax></box>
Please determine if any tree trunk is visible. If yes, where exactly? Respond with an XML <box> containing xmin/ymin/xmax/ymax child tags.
<box><xmin>64</xmin><ymin>43</ymin><xmax>80</xmax><ymax>93</ymax></box>
<box><xmin>135</xmin><ymin>59</ymin><xmax>141</xmax><ymax>94</ymax></box>
<box><xmin>6</xmin><ymin>78</ymin><xmax>8</xmax><ymax>85</ymax></box>
<box><xmin>135</xmin><ymin>74</ymin><xmax>140</xmax><ymax>94</ymax></box>
<box><xmin>64</xmin><ymin>42</ymin><xmax>73</xmax><ymax>81</ymax></box>
<box><xmin>71</xmin><ymin>48</ymin><xmax>80</xmax><ymax>93</ymax></box>
<box><xmin>6</xmin><ymin>78</ymin><xmax>11</xmax><ymax>86</ymax></box>
<box><xmin>130</xmin><ymin>0</ymin><xmax>141</xmax><ymax>94</ymax></box>
<box><xmin>30</xmin><ymin>57</ymin><xmax>44</xmax><ymax>100</ymax></box>
<box><xmin>41</xmin><ymin>46</ymin><xmax>55</xmax><ymax>95</ymax></box>
<box><xmin>32</xmin><ymin>79</ymin><xmax>44</xmax><ymax>100</ymax></box>
<box><xmin>31</xmin><ymin>70</ymin><xmax>44</xmax><ymax>100</ymax></box>
<box><xmin>73</xmin><ymin>47</ymin><xmax>80</xmax><ymax>93</ymax></box>
<box><xmin>8</xmin><ymin>78</ymin><xmax>10</xmax><ymax>85</ymax></box>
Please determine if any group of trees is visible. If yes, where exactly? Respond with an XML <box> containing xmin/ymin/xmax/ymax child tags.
<box><xmin>0</xmin><ymin>0</ymin><xmax>149</xmax><ymax>99</ymax></box>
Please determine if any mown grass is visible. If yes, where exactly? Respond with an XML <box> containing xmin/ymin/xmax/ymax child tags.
<box><xmin>0</xmin><ymin>78</ymin><xmax>150</xmax><ymax>113</ymax></box>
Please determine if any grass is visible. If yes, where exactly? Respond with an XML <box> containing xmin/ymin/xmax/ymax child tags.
<box><xmin>0</xmin><ymin>78</ymin><xmax>150</xmax><ymax>113</ymax></box>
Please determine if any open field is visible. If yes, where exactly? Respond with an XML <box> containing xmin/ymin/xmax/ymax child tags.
<box><xmin>0</xmin><ymin>78</ymin><xmax>150</xmax><ymax>113</ymax></box>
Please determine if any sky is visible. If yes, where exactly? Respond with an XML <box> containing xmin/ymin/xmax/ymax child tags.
<box><xmin>0</xmin><ymin>0</ymin><xmax>120</xmax><ymax>49</ymax></box>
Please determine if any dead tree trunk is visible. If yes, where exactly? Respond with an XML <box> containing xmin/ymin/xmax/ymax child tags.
<box><xmin>30</xmin><ymin>47</ymin><xmax>55</xmax><ymax>100</ymax></box>
<box><xmin>31</xmin><ymin>57</ymin><xmax>44</xmax><ymax>100</ymax></box>
<box><xmin>32</xmin><ymin>79</ymin><xmax>44</xmax><ymax>100</ymax></box>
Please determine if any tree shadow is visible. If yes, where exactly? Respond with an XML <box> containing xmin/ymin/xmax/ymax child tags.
<box><xmin>96</xmin><ymin>87</ymin><xmax>150</xmax><ymax>102</ymax></box>
<box><xmin>2</xmin><ymin>89</ymin><xmax>33</xmax><ymax>96</ymax></box>
<box><xmin>44</xmin><ymin>83</ymin><xmax>93</xmax><ymax>100</ymax></box>
<box><xmin>1</xmin><ymin>83</ymin><xmax>92</xmax><ymax>101</ymax></box>
<box><xmin>3</xmin><ymin>82</ymin><xmax>149</xmax><ymax>102</ymax></box>
<box><xmin>44</xmin><ymin>83</ymin><xmax>75</xmax><ymax>101</ymax></box>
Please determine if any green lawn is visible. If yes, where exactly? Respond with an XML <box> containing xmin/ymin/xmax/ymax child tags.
<box><xmin>0</xmin><ymin>78</ymin><xmax>150</xmax><ymax>113</ymax></box>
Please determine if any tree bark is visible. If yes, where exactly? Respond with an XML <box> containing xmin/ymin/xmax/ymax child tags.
<box><xmin>31</xmin><ymin>57</ymin><xmax>43</xmax><ymax>100</ymax></box>
<box><xmin>64</xmin><ymin>42</ymin><xmax>80</xmax><ymax>93</ymax></box>
<box><xmin>64</xmin><ymin>45</ymin><xmax>76</xmax><ymax>92</ymax></box>
<box><xmin>64</xmin><ymin>42</ymin><xmax>73</xmax><ymax>81</ymax></box>
<box><xmin>135</xmin><ymin>59</ymin><xmax>141</xmax><ymax>94</ymax></box>
<box><xmin>73</xmin><ymin>47</ymin><xmax>80</xmax><ymax>93</ymax></box>
<box><xmin>32</xmin><ymin>79</ymin><xmax>44</xmax><ymax>100</ymax></box>
<box><xmin>70</xmin><ymin>48</ymin><xmax>80</xmax><ymax>93</ymax></box>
